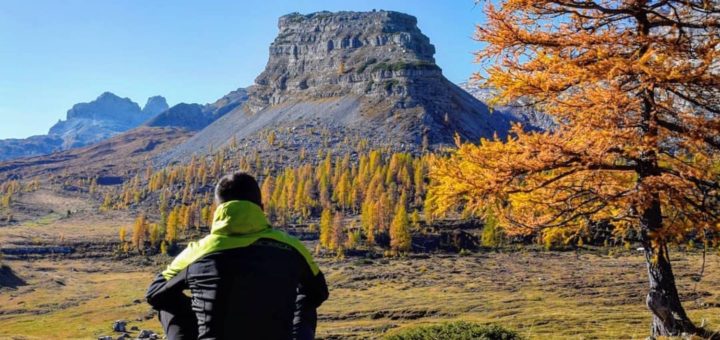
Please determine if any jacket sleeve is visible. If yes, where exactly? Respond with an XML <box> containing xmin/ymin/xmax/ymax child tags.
<box><xmin>146</xmin><ymin>268</ymin><xmax>189</xmax><ymax>310</ymax></box>
<box><xmin>293</xmin><ymin>268</ymin><xmax>329</xmax><ymax>340</ymax></box>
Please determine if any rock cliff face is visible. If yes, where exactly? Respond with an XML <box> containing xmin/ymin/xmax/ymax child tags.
<box><xmin>246</xmin><ymin>11</ymin><xmax>438</xmax><ymax>110</ymax></box>
<box><xmin>458</xmin><ymin>82</ymin><xmax>555</xmax><ymax>131</ymax></box>
<box><xmin>48</xmin><ymin>92</ymin><xmax>158</xmax><ymax>149</ymax></box>
<box><xmin>0</xmin><ymin>92</ymin><xmax>167</xmax><ymax>161</ymax></box>
<box><xmin>161</xmin><ymin>10</ymin><xmax>519</xmax><ymax>163</ymax></box>
<box><xmin>142</xmin><ymin>96</ymin><xmax>170</xmax><ymax>116</ymax></box>
<box><xmin>145</xmin><ymin>88</ymin><xmax>248</xmax><ymax>131</ymax></box>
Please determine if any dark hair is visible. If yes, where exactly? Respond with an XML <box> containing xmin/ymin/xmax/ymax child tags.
<box><xmin>214</xmin><ymin>172</ymin><xmax>263</xmax><ymax>208</ymax></box>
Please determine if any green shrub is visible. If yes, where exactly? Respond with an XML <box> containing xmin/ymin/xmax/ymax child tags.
<box><xmin>371</xmin><ymin>61</ymin><xmax>440</xmax><ymax>73</ymax></box>
<box><xmin>385</xmin><ymin>321</ymin><xmax>521</xmax><ymax>340</ymax></box>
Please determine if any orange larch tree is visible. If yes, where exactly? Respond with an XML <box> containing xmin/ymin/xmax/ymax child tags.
<box><xmin>431</xmin><ymin>1</ymin><xmax>719</xmax><ymax>337</ymax></box>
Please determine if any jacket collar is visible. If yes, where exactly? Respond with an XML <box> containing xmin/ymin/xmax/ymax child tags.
<box><xmin>210</xmin><ymin>200</ymin><xmax>270</xmax><ymax>236</ymax></box>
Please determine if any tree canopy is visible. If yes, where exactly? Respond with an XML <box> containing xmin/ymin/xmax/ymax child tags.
<box><xmin>431</xmin><ymin>0</ymin><xmax>719</xmax><ymax>336</ymax></box>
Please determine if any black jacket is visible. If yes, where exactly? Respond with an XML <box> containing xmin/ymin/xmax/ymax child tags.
<box><xmin>147</xmin><ymin>238</ymin><xmax>329</xmax><ymax>340</ymax></box>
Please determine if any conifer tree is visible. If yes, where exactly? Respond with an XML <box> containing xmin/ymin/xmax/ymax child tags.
<box><xmin>410</xmin><ymin>210</ymin><xmax>421</xmax><ymax>230</ymax></box>
<box><xmin>119</xmin><ymin>226</ymin><xmax>127</xmax><ymax>243</ymax></box>
<box><xmin>132</xmin><ymin>213</ymin><xmax>147</xmax><ymax>251</ymax></box>
<box><xmin>431</xmin><ymin>1</ymin><xmax>720</xmax><ymax>336</ymax></box>
<box><xmin>390</xmin><ymin>200</ymin><xmax>411</xmax><ymax>253</ymax></box>
<box><xmin>149</xmin><ymin>223</ymin><xmax>161</xmax><ymax>247</ymax></box>
<box><xmin>201</xmin><ymin>205</ymin><xmax>211</xmax><ymax>226</ymax></box>
<box><xmin>166</xmin><ymin>208</ymin><xmax>178</xmax><ymax>243</ymax></box>
<box><xmin>160</xmin><ymin>240</ymin><xmax>168</xmax><ymax>255</ymax></box>
<box><xmin>330</xmin><ymin>211</ymin><xmax>346</xmax><ymax>252</ymax></box>
<box><xmin>261</xmin><ymin>176</ymin><xmax>275</xmax><ymax>213</ymax></box>
<box><xmin>360</xmin><ymin>195</ymin><xmax>376</xmax><ymax>245</ymax></box>
<box><xmin>319</xmin><ymin>208</ymin><xmax>333</xmax><ymax>249</ymax></box>
<box><xmin>101</xmin><ymin>193</ymin><xmax>112</xmax><ymax>211</ymax></box>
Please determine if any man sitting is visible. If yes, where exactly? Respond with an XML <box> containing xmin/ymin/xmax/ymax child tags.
<box><xmin>146</xmin><ymin>172</ymin><xmax>329</xmax><ymax>340</ymax></box>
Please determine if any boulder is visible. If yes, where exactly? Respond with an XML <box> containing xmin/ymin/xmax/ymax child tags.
<box><xmin>137</xmin><ymin>329</ymin><xmax>158</xmax><ymax>339</ymax></box>
<box><xmin>112</xmin><ymin>320</ymin><xmax>127</xmax><ymax>332</ymax></box>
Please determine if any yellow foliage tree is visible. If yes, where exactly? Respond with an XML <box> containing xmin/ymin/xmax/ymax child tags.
<box><xmin>390</xmin><ymin>198</ymin><xmax>411</xmax><ymax>253</ymax></box>
<box><xmin>430</xmin><ymin>1</ymin><xmax>720</xmax><ymax>336</ymax></box>
<box><xmin>166</xmin><ymin>208</ymin><xmax>178</xmax><ymax>243</ymax></box>
<box><xmin>319</xmin><ymin>208</ymin><xmax>333</xmax><ymax>249</ymax></box>
<box><xmin>360</xmin><ymin>194</ymin><xmax>376</xmax><ymax>245</ymax></box>
<box><xmin>118</xmin><ymin>226</ymin><xmax>127</xmax><ymax>243</ymax></box>
<box><xmin>1</xmin><ymin>193</ymin><xmax>10</xmax><ymax>208</ymax></box>
<box><xmin>131</xmin><ymin>213</ymin><xmax>147</xmax><ymax>251</ymax></box>
<box><xmin>330</xmin><ymin>211</ymin><xmax>346</xmax><ymax>253</ymax></box>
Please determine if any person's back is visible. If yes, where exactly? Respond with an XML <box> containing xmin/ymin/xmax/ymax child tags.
<box><xmin>187</xmin><ymin>240</ymin><xmax>324</xmax><ymax>339</ymax></box>
<box><xmin>146</xmin><ymin>172</ymin><xmax>328</xmax><ymax>340</ymax></box>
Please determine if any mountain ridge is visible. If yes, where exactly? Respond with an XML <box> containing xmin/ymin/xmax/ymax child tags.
<box><xmin>0</xmin><ymin>92</ymin><xmax>169</xmax><ymax>161</ymax></box>
<box><xmin>157</xmin><ymin>10</ymin><xmax>521</xmax><ymax>164</ymax></box>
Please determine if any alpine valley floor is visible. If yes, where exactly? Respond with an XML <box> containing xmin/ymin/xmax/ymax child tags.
<box><xmin>1</xmin><ymin>240</ymin><xmax>720</xmax><ymax>339</ymax></box>
<box><xmin>2</xmin><ymin>189</ymin><xmax>720</xmax><ymax>339</ymax></box>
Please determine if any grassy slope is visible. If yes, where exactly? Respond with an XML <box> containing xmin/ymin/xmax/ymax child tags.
<box><xmin>315</xmin><ymin>251</ymin><xmax>720</xmax><ymax>339</ymax></box>
<box><xmin>2</xmin><ymin>191</ymin><xmax>719</xmax><ymax>339</ymax></box>
<box><xmin>0</xmin><ymin>260</ymin><xmax>157</xmax><ymax>339</ymax></box>
<box><xmin>2</xmin><ymin>251</ymin><xmax>718</xmax><ymax>339</ymax></box>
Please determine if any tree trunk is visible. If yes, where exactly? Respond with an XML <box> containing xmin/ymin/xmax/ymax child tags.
<box><xmin>641</xmin><ymin>200</ymin><xmax>697</xmax><ymax>337</ymax></box>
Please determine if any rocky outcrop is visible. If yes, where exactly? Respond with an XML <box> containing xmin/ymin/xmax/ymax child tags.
<box><xmin>245</xmin><ymin>11</ymin><xmax>438</xmax><ymax>110</ymax></box>
<box><xmin>0</xmin><ymin>93</ymin><xmax>168</xmax><ymax>161</ymax></box>
<box><xmin>160</xmin><ymin>10</ymin><xmax>522</xmax><ymax>163</ymax></box>
<box><xmin>48</xmin><ymin>92</ymin><xmax>158</xmax><ymax>149</ymax></box>
<box><xmin>458</xmin><ymin>82</ymin><xmax>555</xmax><ymax>131</ymax></box>
<box><xmin>142</xmin><ymin>96</ymin><xmax>169</xmax><ymax>116</ymax></box>
<box><xmin>0</xmin><ymin>135</ymin><xmax>64</xmax><ymax>161</ymax></box>
<box><xmin>0</xmin><ymin>126</ymin><xmax>193</xmax><ymax>181</ymax></box>
<box><xmin>145</xmin><ymin>88</ymin><xmax>248</xmax><ymax>131</ymax></box>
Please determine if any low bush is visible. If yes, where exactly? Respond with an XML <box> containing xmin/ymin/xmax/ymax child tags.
<box><xmin>385</xmin><ymin>321</ymin><xmax>521</xmax><ymax>340</ymax></box>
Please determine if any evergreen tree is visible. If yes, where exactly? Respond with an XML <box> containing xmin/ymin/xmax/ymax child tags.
<box><xmin>132</xmin><ymin>213</ymin><xmax>147</xmax><ymax>251</ymax></box>
<box><xmin>330</xmin><ymin>211</ymin><xmax>346</xmax><ymax>252</ymax></box>
<box><xmin>166</xmin><ymin>208</ymin><xmax>178</xmax><ymax>243</ymax></box>
<box><xmin>319</xmin><ymin>208</ymin><xmax>333</xmax><ymax>249</ymax></box>
<box><xmin>390</xmin><ymin>201</ymin><xmax>411</xmax><ymax>253</ymax></box>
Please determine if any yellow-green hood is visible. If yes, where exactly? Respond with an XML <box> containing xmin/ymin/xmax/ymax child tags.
<box><xmin>162</xmin><ymin>200</ymin><xmax>319</xmax><ymax>280</ymax></box>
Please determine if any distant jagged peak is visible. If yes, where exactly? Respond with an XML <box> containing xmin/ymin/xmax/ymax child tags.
<box><xmin>142</xmin><ymin>96</ymin><xmax>169</xmax><ymax>116</ymax></box>
<box><xmin>145</xmin><ymin>87</ymin><xmax>248</xmax><ymax>131</ymax></box>
<box><xmin>1</xmin><ymin>90</ymin><xmax>173</xmax><ymax>161</ymax></box>
<box><xmin>64</xmin><ymin>91</ymin><xmax>143</xmax><ymax>122</ymax></box>
<box><xmin>96</xmin><ymin>91</ymin><xmax>126</xmax><ymax>100</ymax></box>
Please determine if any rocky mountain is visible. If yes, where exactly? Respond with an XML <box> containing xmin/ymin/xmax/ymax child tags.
<box><xmin>0</xmin><ymin>127</ymin><xmax>192</xmax><ymax>181</ymax></box>
<box><xmin>0</xmin><ymin>135</ymin><xmax>64</xmax><ymax>162</ymax></box>
<box><xmin>458</xmin><ymin>82</ymin><xmax>555</xmax><ymax>131</ymax></box>
<box><xmin>142</xmin><ymin>96</ymin><xmax>170</xmax><ymax>116</ymax></box>
<box><xmin>0</xmin><ymin>92</ymin><xmax>167</xmax><ymax>161</ymax></box>
<box><xmin>145</xmin><ymin>88</ymin><xmax>248</xmax><ymax>131</ymax></box>
<box><xmin>160</xmin><ymin>10</ymin><xmax>521</xmax><ymax>163</ymax></box>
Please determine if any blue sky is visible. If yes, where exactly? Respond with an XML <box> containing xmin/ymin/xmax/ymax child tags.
<box><xmin>0</xmin><ymin>0</ymin><xmax>488</xmax><ymax>139</ymax></box>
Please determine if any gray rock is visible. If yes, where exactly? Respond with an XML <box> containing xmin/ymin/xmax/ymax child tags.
<box><xmin>0</xmin><ymin>135</ymin><xmax>63</xmax><ymax>161</ymax></box>
<box><xmin>48</xmin><ymin>92</ymin><xmax>151</xmax><ymax>149</ymax></box>
<box><xmin>158</xmin><ymin>10</ymin><xmax>524</xmax><ymax>164</ymax></box>
<box><xmin>98</xmin><ymin>336</ymin><xmax>113</xmax><ymax>340</ymax></box>
<box><xmin>136</xmin><ymin>329</ymin><xmax>158</xmax><ymax>339</ymax></box>
<box><xmin>142</xmin><ymin>96</ymin><xmax>169</xmax><ymax>116</ymax></box>
<box><xmin>0</xmin><ymin>92</ymin><xmax>167</xmax><ymax>161</ymax></box>
<box><xmin>112</xmin><ymin>320</ymin><xmax>127</xmax><ymax>332</ymax></box>
<box><xmin>458</xmin><ymin>82</ymin><xmax>555</xmax><ymax>131</ymax></box>
<box><xmin>145</xmin><ymin>88</ymin><xmax>248</xmax><ymax>131</ymax></box>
